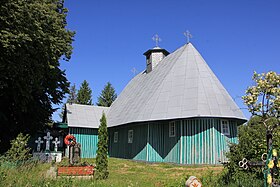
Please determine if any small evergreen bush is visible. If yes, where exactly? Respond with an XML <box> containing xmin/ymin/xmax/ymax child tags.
<box><xmin>95</xmin><ymin>112</ymin><xmax>109</xmax><ymax>179</ymax></box>
<box><xmin>4</xmin><ymin>133</ymin><xmax>31</xmax><ymax>164</ymax></box>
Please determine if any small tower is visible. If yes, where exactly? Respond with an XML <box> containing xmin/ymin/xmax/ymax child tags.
<box><xmin>144</xmin><ymin>34</ymin><xmax>169</xmax><ymax>73</ymax></box>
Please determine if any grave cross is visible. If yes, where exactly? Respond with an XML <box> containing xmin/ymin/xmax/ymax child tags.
<box><xmin>183</xmin><ymin>30</ymin><xmax>192</xmax><ymax>44</ymax></box>
<box><xmin>52</xmin><ymin>137</ymin><xmax>60</xmax><ymax>152</ymax></box>
<box><xmin>35</xmin><ymin>137</ymin><xmax>44</xmax><ymax>152</ymax></box>
<box><xmin>152</xmin><ymin>34</ymin><xmax>161</xmax><ymax>47</ymax></box>
<box><xmin>44</xmin><ymin>132</ymin><xmax>53</xmax><ymax>151</ymax></box>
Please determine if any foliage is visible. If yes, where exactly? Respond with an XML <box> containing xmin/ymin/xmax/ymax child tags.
<box><xmin>77</xmin><ymin>80</ymin><xmax>93</xmax><ymax>105</ymax></box>
<box><xmin>242</xmin><ymin>71</ymin><xmax>280</xmax><ymax>127</ymax></box>
<box><xmin>97</xmin><ymin>82</ymin><xmax>117</xmax><ymax>107</ymax></box>
<box><xmin>4</xmin><ymin>133</ymin><xmax>31</xmax><ymax>163</ymax></box>
<box><xmin>59</xmin><ymin>83</ymin><xmax>77</xmax><ymax>120</ymax></box>
<box><xmin>0</xmin><ymin>0</ymin><xmax>74</xmax><ymax>152</ymax></box>
<box><xmin>223</xmin><ymin>118</ymin><xmax>266</xmax><ymax>181</ymax></box>
<box><xmin>223</xmin><ymin>71</ymin><xmax>280</xmax><ymax>185</ymax></box>
<box><xmin>95</xmin><ymin>112</ymin><xmax>109</xmax><ymax>179</ymax></box>
<box><xmin>67</xmin><ymin>83</ymin><xmax>78</xmax><ymax>104</ymax></box>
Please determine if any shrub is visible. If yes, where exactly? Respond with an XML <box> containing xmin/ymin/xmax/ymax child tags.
<box><xmin>4</xmin><ymin>133</ymin><xmax>31</xmax><ymax>164</ymax></box>
<box><xmin>95</xmin><ymin>112</ymin><xmax>109</xmax><ymax>179</ymax></box>
<box><xmin>222</xmin><ymin>116</ymin><xmax>280</xmax><ymax>184</ymax></box>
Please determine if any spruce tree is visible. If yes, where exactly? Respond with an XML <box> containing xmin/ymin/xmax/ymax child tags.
<box><xmin>95</xmin><ymin>112</ymin><xmax>109</xmax><ymax>179</ymax></box>
<box><xmin>59</xmin><ymin>84</ymin><xmax>77</xmax><ymax>120</ymax></box>
<box><xmin>97</xmin><ymin>82</ymin><xmax>117</xmax><ymax>107</ymax></box>
<box><xmin>77</xmin><ymin>80</ymin><xmax>93</xmax><ymax>105</ymax></box>
<box><xmin>67</xmin><ymin>84</ymin><xmax>78</xmax><ymax>103</ymax></box>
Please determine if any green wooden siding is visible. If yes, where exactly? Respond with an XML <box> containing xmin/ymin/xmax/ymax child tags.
<box><xmin>180</xmin><ymin>118</ymin><xmax>237</xmax><ymax>164</ymax></box>
<box><xmin>108</xmin><ymin>123</ymin><xmax>148</xmax><ymax>160</ymax></box>
<box><xmin>109</xmin><ymin>118</ymin><xmax>238</xmax><ymax>164</ymax></box>
<box><xmin>69</xmin><ymin>127</ymin><xmax>98</xmax><ymax>158</ymax></box>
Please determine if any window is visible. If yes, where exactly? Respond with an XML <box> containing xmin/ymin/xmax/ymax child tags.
<box><xmin>169</xmin><ymin>121</ymin><xmax>176</xmax><ymax>137</ymax></box>
<box><xmin>221</xmin><ymin>120</ymin><xmax>230</xmax><ymax>135</ymax></box>
<box><xmin>128</xmin><ymin>130</ymin><xmax>133</xmax><ymax>143</ymax></box>
<box><xmin>114</xmin><ymin>132</ymin><xmax>118</xmax><ymax>143</ymax></box>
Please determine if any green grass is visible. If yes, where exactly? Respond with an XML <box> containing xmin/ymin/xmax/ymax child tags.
<box><xmin>0</xmin><ymin>157</ymin><xmax>262</xmax><ymax>186</ymax></box>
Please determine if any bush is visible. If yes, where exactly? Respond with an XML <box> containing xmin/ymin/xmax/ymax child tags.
<box><xmin>4</xmin><ymin>133</ymin><xmax>31</xmax><ymax>164</ymax></box>
<box><xmin>95</xmin><ymin>112</ymin><xmax>109</xmax><ymax>179</ymax></box>
<box><xmin>222</xmin><ymin>116</ymin><xmax>280</xmax><ymax>185</ymax></box>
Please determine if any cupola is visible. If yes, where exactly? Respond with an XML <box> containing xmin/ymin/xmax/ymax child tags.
<box><xmin>143</xmin><ymin>47</ymin><xmax>169</xmax><ymax>73</ymax></box>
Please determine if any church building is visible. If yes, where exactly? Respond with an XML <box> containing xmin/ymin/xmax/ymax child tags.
<box><xmin>64</xmin><ymin>41</ymin><xmax>246</xmax><ymax>164</ymax></box>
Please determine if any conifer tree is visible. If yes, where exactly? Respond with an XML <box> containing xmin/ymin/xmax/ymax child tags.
<box><xmin>5</xmin><ymin>133</ymin><xmax>31</xmax><ymax>163</ymax></box>
<box><xmin>95</xmin><ymin>112</ymin><xmax>109</xmax><ymax>179</ymax></box>
<box><xmin>59</xmin><ymin>84</ymin><xmax>77</xmax><ymax>120</ymax></box>
<box><xmin>77</xmin><ymin>80</ymin><xmax>93</xmax><ymax>105</ymax></box>
<box><xmin>67</xmin><ymin>84</ymin><xmax>78</xmax><ymax>103</ymax></box>
<box><xmin>97</xmin><ymin>82</ymin><xmax>117</xmax><ymax>107</ymax></box>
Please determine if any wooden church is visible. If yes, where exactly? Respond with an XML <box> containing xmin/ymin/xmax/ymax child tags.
<box><xmin>63</xmin><ymin>42</ymin><xmax>246</xmax><ymax>164</ymax></box>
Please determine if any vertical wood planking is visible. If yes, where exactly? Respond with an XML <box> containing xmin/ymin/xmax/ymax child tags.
<box><xmin>69</xmin><ymin>127</ymin><xmax>98</xmax><ymax>158</ymax></box>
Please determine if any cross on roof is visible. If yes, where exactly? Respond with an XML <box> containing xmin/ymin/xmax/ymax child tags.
<box><xmin>183</xmin><ymin>30</ymin><xmax>192</xmax><ymax>44</ymax></box>
<box><xmin>152</xmin><ymin>34</ymin><xmax>161</xmax><ymax>47</ymax></box>
<box><xmin>131</xmin><ymin>67</ymin><xmax>138</xmax><ymax>76</ymax></box>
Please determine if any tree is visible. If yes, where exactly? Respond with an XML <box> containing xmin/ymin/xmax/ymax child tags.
<box><xmin>97</xmin><ymin>82</ymin><xmax>117</xmax><ymax>107</ymax></box>
<box><xmin>59</xmin><ymin>83</ymin><xmax>77</xmax><ymax>120</ymax></box>
<box><xmin>242</xmin><ymin>71</ymin><xmax>280</xmax><ymax>129</ymax></box>
<box><xmin>5</xmin><ymin>133</ymin><xmax>31</xmax><ymax>163</ymax></box>
<box><xmin>77</xmin><ymin>80</ymin><xmax>93</xmax><ymax>105</ymax></box>
<box><xmin>67</xmin><ymin>83</ymin><xmax>78</xmax><ymax>104</ymax></box>
<box><xmin>0</xmin><ymin>0</ymin><xmax>74</xmax><ymax>152</ymax></box>
<box><xmin>223</xmin><ymin>71</ymin><xmax>280</xmax><ymax>185</ymax></box>
<box><xmin>95</xmin><ymin>112</ymin><xmax>109</xmax><ymax>179</ymax></box>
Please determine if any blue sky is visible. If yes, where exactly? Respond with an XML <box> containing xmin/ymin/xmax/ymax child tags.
<box><xmin>53</xmin><ymin>0</ymin><xmax>280</xmax><ymax>121</ymax></box>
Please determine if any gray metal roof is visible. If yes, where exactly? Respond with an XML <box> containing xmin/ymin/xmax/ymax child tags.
<box><xmin>107</xmin><ymin>43</ymin><xmax>246</xmax><ymax>127</ymax></box>
<box><xmin>66</xmin><ymin>103</ymin><xmax>110</xmax><ymax>128</ymax></box>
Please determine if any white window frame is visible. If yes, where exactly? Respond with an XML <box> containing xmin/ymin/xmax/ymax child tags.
<box><xmin>128</xmin><ymin>130</ymin><xmax>133</xmax><ymax>143</ymax></box>
<box><xmin>114</xmin><ymin>132</ymin><xmax>118</xmax><ymax>143</ymax></box>
<box><xmin>221</xmin><ymin>120</ymin><xmax>230</xmax><ymax>135</ymax></box>
<box><xmin>169</xmin><ymin>121</ymin><xmax>176</xmax><ymax>137</ymax></box>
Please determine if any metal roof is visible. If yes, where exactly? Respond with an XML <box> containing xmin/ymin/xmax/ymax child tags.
<box><xmin>66</xmin><ymin>103</ymin><xmax>110</xmax><ymax>128</ymax></box>
<box><xmin>107</xmin><ymin>43</ymin><xmax>246</xmax><ymax>127</ymax></box>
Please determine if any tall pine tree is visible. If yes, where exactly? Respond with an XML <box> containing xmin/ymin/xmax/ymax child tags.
<box><xmin>95</xmin><ymin>112</ymin><xmax>109</xmax><ymax>179</ymax></box>
<box><xmin>77</xmin><ymin>80</ymin><xmax>92</xmax><ymax>105</ymax></box>
<box><xmin>59</xmin><ymin>84</ymin><xmax>77</xmax><ymax>120</ymax></box>
<box><xmin>67</xmin><ymin>84</ymin><xmax>78</xmax><ymax>103</ymax></box>
<box><xmin>97</xmin><ymin>82</ymin><xmax>117</xmax><ymax>107</ymax></box>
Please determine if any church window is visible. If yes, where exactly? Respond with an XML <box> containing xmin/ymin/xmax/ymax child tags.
<box><xmin>114</xmin><ymin>132</ymin><xmax>118</xmax><ymax>143</ymax></box>
<box><xmin>169</xmin><ymin>121</ymin><xmax>176</xmax><ymax>137</ymax></box>
<box><xmin>128</xmin><ymin>130</ymin><xmax>133</xmax><ymax>143</ymax></box>
<box><xmin>221</xmin><ymin>120</ymin><xmax>230</xmax><ymax>135</ymax></box>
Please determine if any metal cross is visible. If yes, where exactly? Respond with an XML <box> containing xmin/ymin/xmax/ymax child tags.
<box><xmin>152</xmin><ymin>34</ymin><xmax>161</xmax><ymax>47</ymax></box>
<box><xmin>184</xmin><ymin>30</ymin><xmax>192</xmax><ymax>44</ymax></box>
<box><xmin>43</xmin><ymin>132</ymin><xmax>53</xmax><ymax>151</ymax></box>
<box><xmin>131</xmin><ymin>67</ymin><xmax>138</xmax><ymax>76</ymax></box>
<box><xmin>52</xmin><ymin>137</ymin><xmax>60</xmax><ymax>152</ymax></box>
<box><xmin>35</xmin><ymin>137</ymin><xmax>44</xmax><ymax>152</ymax></box>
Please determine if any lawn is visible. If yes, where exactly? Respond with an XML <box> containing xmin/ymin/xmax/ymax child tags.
<box><xmin>0</xmin><ymin>157</ymin><xmax>223</xmax><ymax>186</ymax></box>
